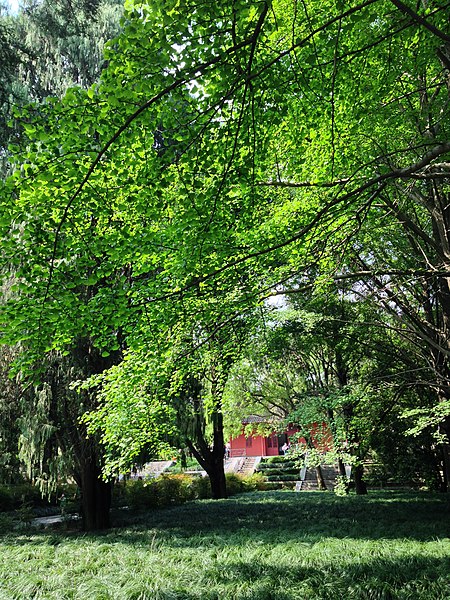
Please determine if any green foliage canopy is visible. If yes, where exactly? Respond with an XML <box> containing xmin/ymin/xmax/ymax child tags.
<box><xmin>1</xmin><ymin>0</ymin><xmax>450</xmax><ymax>470</ymax></box>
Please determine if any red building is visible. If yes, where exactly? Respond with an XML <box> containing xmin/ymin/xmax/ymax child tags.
<box><xmin>228</xmin><ymin>417</ymin><xmax>331</xmax><ymax>458</ymax></box>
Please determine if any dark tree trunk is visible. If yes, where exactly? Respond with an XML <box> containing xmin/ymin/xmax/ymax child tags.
<box><xmin>39</xmin><ymin>337</ymin><xmax>122</xmax><ymax>532</ymax></box>
<box><xmin>207</xmin><ymin>455</ymin><xmax>227</xmax><ymax>499</ymax></box>
<box><xmin>185</xmin><ymin>375</ymin><xmax>228</xmax><ymax>499</ymax></box>
<box><xmin>338</xmin><ymin>457</ymin><xmax>346</xmax><ymax>477</ymax></box>
<box><xmin>72</xmin><ymin>340</ymin><xmax>120</xmax><ymax>530</ymax></box>
<box><xmin>79</xmin><ymin>458</ymin><xmax>112</xmax><ymax>531</ymax></box>
<box><xmin>187</xmin><ymin>422</ymin><xmax>227</xmax><ymax>500</ymax></box>
<box><xmin>209</xmin><ymin>409</ymin><xmax>227</xmax><ymax>499</ymax></box>
<box><xmin>353</xmin><ymin>464</ymin><xmax>368</xmax><ymax>495</ymax></box>
<box><xmin>188</xmin><ymin>443</ymin><xmax>227</xmax><ymax>499</ymax></box>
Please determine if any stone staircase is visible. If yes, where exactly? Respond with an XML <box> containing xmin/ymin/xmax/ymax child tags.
<box><xmin>256</xmin><ymin>456</ymin><xmax>299</xmax><ymax>488</ymax></box>
<box><xmin>224</xmin><ymin>457</ymin><xmax>244</xmax><ymax>474</ymax></box>
<box><xmin>298</xmin><ymin>465</ymin><xmax>340</xmax><ymax>491</ymax></box>
<box><xmin>236</xmin><ymin>456</ymin><xmax>260</xmax><ymax>476</ymax></box>
<box><xmin>135</xmin><ymin>461</ymin><xmax>174</xmax><ymax>478</ymax></box>
<box><xmin>256</xmin><ymin>455</ymin><xmax>345</xmax><ymax>491</ymax></box>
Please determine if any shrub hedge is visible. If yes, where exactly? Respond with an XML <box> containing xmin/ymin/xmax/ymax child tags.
<box><xmin>116</xmin><ymin>474</ymin><xmax>209</xmax><ymax>510</ymax></box>
<box><xmin>257</xmin><ymin>467</ymin><xmax>299</xmax><ymax>476</ymax></box>
<box><xmin>265</xmin><ymin>456</ymin><xmax>296</xmax><ymax>464</ymax></box>
<box><xmin>1</xmin><ymin>472</ymin><xmax>279</xmax><ymax>517</ymax></box>
<box><xmin>116</xmin><ymin>472</ymin><xmax>275</xmax><ymax>511</ymax></box>
<box><xmin>0</xmin><ymin>484</ymin><xmax>53</xmax><ymax>512</ymax></box>
<box><xmin>265</xmin><ymin>474</ymin><xmax>299</xmax><ymax>482</ymax></box>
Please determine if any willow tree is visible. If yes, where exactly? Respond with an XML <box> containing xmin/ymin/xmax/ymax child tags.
<box><xmin>2</xmin><ymin>0</ymin><xmax>450</xmax><ymax>500</ymax></box>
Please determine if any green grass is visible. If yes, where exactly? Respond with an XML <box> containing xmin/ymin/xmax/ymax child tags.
<box><xmin>1</xmin><ymin>490</ymin><xmax>450</xmax><ymax>599</ymax></box>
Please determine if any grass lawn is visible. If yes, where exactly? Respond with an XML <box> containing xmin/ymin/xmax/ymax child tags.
<box><xmin>1</xmin><ymin>490</ymin><xmax>449</xmax><ymax>599</ymax></box>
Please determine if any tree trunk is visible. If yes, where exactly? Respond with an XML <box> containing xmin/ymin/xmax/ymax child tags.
<box><xmin>209</xmin><ymin>409</ymin><xmax>227</xmax><ymax>499</ymax></box>
<box><xmin>185</xmin><ymin>375</ymin><xmax>228</xmax><ymax>499</ymax></box>
<box><xmin>353</xmin><ymin>463</ymin><xmax>367</xmax><ymax>495</ymax></box>
<box><xmin>79</xmin><ymin>458</ymin><xmax>112</xmax><ymax>531</ymax></box>
<box><xmin>187</xmin><ymin>429</ymin><xmax>227</xmax><ymax>500</ymax></box>
<box><xmin>337</xmin><ymin>457</ymin><xmax>349</xmax><ymax>493</ymax></box>
<box><xmin>338</xmin><ymin>457</ymin><xmax>346</xmax><ymax>477</ymax></box>
<box><xmin>207</xmin><ymin>455</ymin><xmax>227</xmax><ymax>499</ymax></box>
<box><xmin>72</xmin><ymin>340</ymin><xmax>120</xmax><ymax>530</ymax></box>
<box><xmin>315</xmin><ymin>465</ymin><xmax>327</xmax><ymax>490</ymax></box>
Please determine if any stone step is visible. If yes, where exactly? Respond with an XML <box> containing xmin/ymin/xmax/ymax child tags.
<box><xmin>298</xmin><ymin>479</ymin><xmax>337</xmax><ymax>491</ymax></box>
<box><xmin>236</xmin><ymin>456</ymin><xmax>260</xmax><ymax>476</ymax></box>
<box><xmin>304</xmin><ymin>467</ymin><xmax>339</xmax><ymax>479</ymax></box>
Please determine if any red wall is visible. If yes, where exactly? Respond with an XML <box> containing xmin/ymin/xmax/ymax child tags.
<box><xmin>266</xmin><ymin>433</ymin><xmax>279</xmax><ymax>456</ymax></box>
<box><xmin>230</xmin><ymin>433</ymin><xmax>267</xmax><ymax>457</ymax></box>
<box><xmin>229</xmin><ymin>429</ymin><xmax>296</xmax><ymax>457</ymax></box>
<box><xmin>229</xmin><ymin>422</ymin><xmax>331</xmax><ymax>457</ymax></box>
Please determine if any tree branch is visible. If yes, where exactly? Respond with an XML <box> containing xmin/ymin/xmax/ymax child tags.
<box><xmin>389</xmin><ymin>0</ymin><xmax>450</xmax><ymax>43</ymax></box>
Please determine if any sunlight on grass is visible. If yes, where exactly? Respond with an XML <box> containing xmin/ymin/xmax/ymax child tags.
<box><xmin>0</xmin><ymin>491</ymin><xmax>449</xmax><ymax>599</ymax></box>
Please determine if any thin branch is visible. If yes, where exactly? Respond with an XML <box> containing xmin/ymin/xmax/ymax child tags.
<box><xmin>142</xmin><ymin>141</ymin><xmax>450</xmax><ymax>304</ymax></box>
<box><xmin>389</xmin><ymin>0</ymin><xmax>450</xmax><ymax>43</ymax></box>
<box><xmin>257</xmin><ymin>178</ymin><xmax>351</xmax><ymax>188</ymax></box>
<box><xmin>332</xmin><ymin>268</ymin><xmax>450</xmax><ymax>280</ymax></box>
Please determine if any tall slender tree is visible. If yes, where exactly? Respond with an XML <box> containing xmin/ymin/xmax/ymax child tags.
<box><xmin>0</xmin><ymin>0</ymin><xmax>124</xmax><ymax>526</ymax></box>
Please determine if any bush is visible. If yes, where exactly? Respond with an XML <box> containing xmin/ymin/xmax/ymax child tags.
<box><xmin>123</xmin><ymin>479</ymin><xmax>160</xmax><ymax>510</ymax></box>
<box><xmin>256</xmin><ymin>462</ymin><xmax>275</xmax><ymax>471</ymax></box>
<box><xmin>241</xmin><ymin>472</ymin><xmax>267</xmax><ymax>491</ymax></box>
<box><xmin>265</xmin><ymin>456</ymin><xmax>293</xmax><ymax>464</ymax></box>
<box><xmin>225</xmin><ymin>473</ymin><xmax>245</xmax><ymax>496</ymax></box>
<box><xmin>0</xmin><ymin>512</ymin><xmax>16</xmax><ymax>534</ymax></box>
<box><xmin>0</xmin><ymin>483</ymin><xmax>46</xmax><ymax>512</ymax></box>
<box><xmin>189</xmin><ymin>474</ymin><xmax>212</xmax><ymax>500</ymax></box>
<box><xmin>266</xmin><ymin>474</ymin><xmax>298</xmax><ymax>482</ymax></box>
<box><xmin>167</xmin><ymin>457</ymin><xmax>203</xmax><ymax>474</ymax></box>
<box><xmin>257</xmin><ymin>467</ymin><xmax>299</xmax><ymax>476</ymax></box>
<box><xmin>121</xmin><ymin>474</ymin><xmax>211</xmax><ymax>510</ymax></box>
<box><xmin>156</xmin><ymin>474</ymin><xmax>193</xmax><ymax>505</ymax></box>
<box><xmin>116</xmin><ymin>469</ymin><xmax>284</xmax><ymax>513</ymax></box>
<box><xmin>263</xmin><ymin>481</ymin><xmax>283</xmax><ymax>490</ymax></box>
<box><xmin>0</xmin><ymin>486</ymin><xmax>15</xmax><ymax>512</ymax></box>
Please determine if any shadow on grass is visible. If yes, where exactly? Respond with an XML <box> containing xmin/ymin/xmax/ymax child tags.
<box><xmin>109</xmin><ymin>490</ymin><xmax>450</xmax><ymax>545</ymax></box>
<box><xmin>167</xmin><ymin>558</ymin><xmax>450</xmax><ymax>600</ymax></box>
<box><xmin>3</xmin><ymin>490</ymin><xmax>449</xmax><ymax>546</ymax></box>
<box><xmin>1</xmin><ymin>492</ymin><xmax>450</xmax><ymax>599</ymax></box>
<box><xmin>163</xmin><ymin>555</ymin><xmax>450</xmax><ymax>600</ymax></box>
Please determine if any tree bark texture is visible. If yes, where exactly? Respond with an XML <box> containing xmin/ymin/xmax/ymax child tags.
<box><xmin>185</xmin><ymin>375</ymin><xmax>228</xmax><ymax>499</ymax></box>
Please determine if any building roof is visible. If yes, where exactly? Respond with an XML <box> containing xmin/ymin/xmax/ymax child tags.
<box><xmin>242</xmin><ymin>415</ymin><xmax>271</xmax><ymax>424</ymax></box>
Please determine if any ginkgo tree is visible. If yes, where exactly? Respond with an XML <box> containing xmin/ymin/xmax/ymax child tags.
<box><xmin>85</xmin><ymin>310</ymin><xmax>253</xmax><ymax>499</ymax></box>
<box><xmin>1</xmin><ymin>0</ymin><xmax>450</xmax><ymax>519</ymax></box>
<box><xmin>0</xmin><ymin>0</ymin><xmax>124</xmax><ymax>527</ymax></box>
